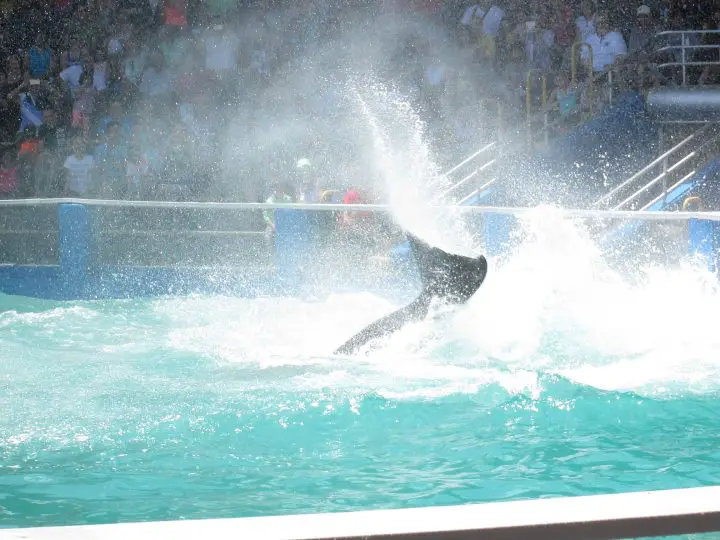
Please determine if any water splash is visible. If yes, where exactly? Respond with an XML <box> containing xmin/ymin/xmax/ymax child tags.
<box><xmin>103</xmin><ymin>208</ymin><xmax>720</xmax><ymax>400</ymax></box>
<box><xmin>349</xmin><ymin>76</ymin><xmax>477</xmax><ymax>257</ymax></box>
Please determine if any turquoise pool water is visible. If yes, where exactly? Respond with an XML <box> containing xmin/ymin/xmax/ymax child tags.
<box><xmin>2</xmin><ymin>211</ymin><xmax>720</xmax><ymax>529</ymax></box>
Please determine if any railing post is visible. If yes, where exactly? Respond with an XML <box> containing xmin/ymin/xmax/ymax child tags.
<box><xmin>497</xmin><ymin>102</ymin><xmax>504</xmax><ymax>144</ymax></box>
<box><xmin>660</xmin><ymin>126</ymin><xmax>668</xmax><ymax>200</ymax></box>
<box><xmin>58</xmin><ymin>203</ymin><xmax>91</xmax><ymax>298</ymax></box>
<box><xmin>681</xmin><ymin>31</ymin><xmax>687</xmax><ymax>86</ymax></box>
<box><xmin>571</xmin><ymin>42</ymin><xmax>593</xmax><ymax>118</ymax></box>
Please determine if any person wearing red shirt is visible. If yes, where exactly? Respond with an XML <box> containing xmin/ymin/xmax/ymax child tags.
<box><xmin>0</xmin><ymin>150</ymin><xmax>19</xmax><ymax>198</ymax></box>
<box><xmin>339</xmin><ymin>186</ymin><xmax>373</xmax><ymax>230</ymax></box>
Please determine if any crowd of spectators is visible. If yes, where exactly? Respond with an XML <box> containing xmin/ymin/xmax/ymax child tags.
<box><xmin>0</xmin><ymin>0</ymin><xmax>718</xmax><ymax>204</ymax></box>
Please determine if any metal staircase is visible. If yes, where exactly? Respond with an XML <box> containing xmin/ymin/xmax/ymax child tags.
<box><xmin>592</xmin><ymin>124</ymin><xmax>720</xmax><ymax>211</ymax></box>
<box><xmin>431</xmin><ymin>142</ymin><xmax>499</xmax><ymax>204</ymax></box>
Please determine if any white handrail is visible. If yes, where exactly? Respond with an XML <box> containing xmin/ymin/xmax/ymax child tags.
<box><xmin>653</xmin><ymin>29</ymin><xmax>720</xmax><ymax>85</ymax></box>
<box><xmin>593</xmin><ymin>127</ymin><xmax>707</xmax><ymax>208</ymax></box>
<box><xmin>1</xmin><ymin>198</ymin><xmax>720</xmax><ymax>221</ymax></box>
<box><xmin>437</xmin><ymin>159</ymin><xmax>496</xmax><ymax>200</ymax></box>
<box><xmin>641</xmin><ymin>168</ymin><xmax>697</xmax><ymax>210</ymax></box>
<box><xmin>457</xmin><ymin>189</ymin><xmax>479</xmax><ymax>205</ymax></box>
<box><xmin>656</xmin><ymin>29</ymin><xmax>720</xmax><ymax>36</ymax></box>
<box><xmin>435</xmin><ymin>141</ymin><xmax>496</xmax><ymax>182</ymax></box>
<box><xmin>613</xmin><ymin>126</ymin><xmax>720</xmax><ymax>210</ymax></box>
<box><xmin>3</xmin><ymin>486</ymin><xmax>720</xmax><ymax>540</ymax></box>
<box><xmin>613</xmin><ymin>149</ymin><xmax>698</xmax><ymax>210</ymax></box>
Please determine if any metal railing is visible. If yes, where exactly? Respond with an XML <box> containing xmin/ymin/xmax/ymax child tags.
<box><xmin>524</xmin><ymin>42</ymin><xmax>622</xmax><ymax>152</ymax></box>
<box><xmin>655</xmin><ymin>29</ymin><xmax>720</xmax><ymax>86</ymax></box>
<box><xmin>593</xmin><ymin>123</ymin><xmax>720</xmax><ymax>210</ymax></box>
<box><xmin>431</xmin><ymin>140</ymin><xmax>499</xmax><ymax>205</ymax></box>
<box><xmin>3</xmin><ymin>485</ymin><xmax>720</xmax><ymax>540</ymax></box>
<box><xmin>431</xmin><ymin>27</ymin><xmax>720</xmax><ymax>209</ymax></box>
<box><xmin>4</xmin><ymin>197</ymin><xmax>720</xmax><ymax>219</ymax></box>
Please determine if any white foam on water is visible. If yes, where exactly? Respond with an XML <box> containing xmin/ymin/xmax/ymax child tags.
<box><xmin>155</xmin><ymin>205</ymin><xmax>720</xmax><ymax>401</ymax></box>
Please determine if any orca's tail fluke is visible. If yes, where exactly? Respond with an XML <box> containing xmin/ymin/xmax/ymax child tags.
<box><xmin>333</xmin><ymin>231</ymin><xmax>488</xmax><ymax>356</ymax></box>
<box><xmin>405</xmin><ymin>232</ymin><xmax>488</xmax><ymax>304</ymax></box>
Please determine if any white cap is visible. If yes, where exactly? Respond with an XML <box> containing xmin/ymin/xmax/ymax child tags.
<box><xmin>637</xmin><ymin>5</ymin><xmax>651</xmax><ymax>16</ymax></box>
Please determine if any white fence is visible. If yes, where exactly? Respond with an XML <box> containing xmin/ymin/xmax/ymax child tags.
<box><xmin>1</xmin><ymin>197</ymin><xmax>720</xmax><ymax>219</ymax></box>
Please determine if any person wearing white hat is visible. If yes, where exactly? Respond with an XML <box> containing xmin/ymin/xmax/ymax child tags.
<box><xmin>627</xmin><ymin>4</ymin><xmax>659</xmax><ymax>54</ymax></box>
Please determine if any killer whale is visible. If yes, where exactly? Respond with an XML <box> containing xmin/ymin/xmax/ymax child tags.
<box><xmin>334</xmin><ymin>232</ymin><xmax>488</xmax><ymax>355</ymax></box>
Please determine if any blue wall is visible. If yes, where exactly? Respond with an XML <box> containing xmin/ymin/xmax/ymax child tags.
<box><xmin>0</xmin><ymin>205</ymin><xmax>325</xmax><ymax>300</ymax></box>
<box><xmin>0</xmin><ymin>202</ymin><xmax>717</xmax><ymax>301</ymax></box>
<box><xmin>0</xmin><ymin>204</ymin><xmax>430</xmax><ymax>301</ymax></box>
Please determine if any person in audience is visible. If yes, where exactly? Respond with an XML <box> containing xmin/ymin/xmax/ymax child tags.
<box><xmin>71</xmin><ymin>71</ymin><xmax>96</xmax><ymax>138</ymax></box>
<box><xmin>95</xmin><ymin>98</ymin><xmax>132</xmax><ymax>139</ymax></box>
<box><xmin>0</xmin><ymin>71</ymin><xmax>17</xmax><ymax>142</ymax></box>
<box><xmin>63</xmin><ymin>136</ymin><xmax>95</xmax><ymax>197</ymax></box>
<box><xmin>627</xmin><ymin>5</ymin><xmax>660</xmax><ymax>55</ymax></box>
<box><xmin>581</xmin><ymin>12</ymin><xmax>628</xmax><ymax>73</ymax></box>
<box><xmin>296</xmin><ymin>158</ymin><xmax>320</xmax><ymax>203</ymax></box>
<box><xmin>338</xmin><ymin>186</ymin><xmax>373</xmax><ymax>232</ymax></box>
<box><xmin>575</xmin><ymin>0</ymin><xmax>596</xmax><ymax>45</ymax></box>
<box><xmin>0</xmin><ymin>148</ymin><xmax>18</xmax><ymax>199</ymax></box>
<box><xmin>138</xmin><ymin>50</ymin><xmax>174</xmax><ymax>101</ymax></box>
<box><xmin>26</xmin><ymin>33</ymin><xmax>53</xmax><ymax>80</ymax></box>
<box><xmin>549</xmin><ymin>0</ymin><xmax>575</xmax><ymax>70</ymax></box>
<box><xmin>94</xmin><ymin>120</ymin><xmax>128</xmax><ymax>198</ymax></box>
<box><xmin>547</xmin><ymin>70</ymin><xmax>582</xmax><ymax>132</ymax></box>
<box><xmin>126</xmin><ymin>143</ymin><xmax>150</xmax><ymax>200</ymax></box>
<box><xmin>263</xmin><ymin>181</ymin><xmax>293</xmax><ymax>249</ymax></box>
<box><xmin>0</xmin><ymin>0</ymin><xmax>714</xmax><ymax>203</ymax></box>
<box><xmin>460</xmin><ymin>1</ymin><xmax>505</xmax><ymax>63</ymax></box>
<box><xmin>35</xmin><ymin>108</ymin><xmax>69</xmax><ymax>196</ymax></box>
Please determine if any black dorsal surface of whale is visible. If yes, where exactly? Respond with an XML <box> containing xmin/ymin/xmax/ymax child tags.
<box><xmin>334</xmin><ymin>232</ymin><xmax>488</xmax><ymax>356</ymax></box>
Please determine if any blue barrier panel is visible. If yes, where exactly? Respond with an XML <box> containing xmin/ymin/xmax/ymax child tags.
<box><xmin>58</xmin><ymin>203</ymin><xmax>91</xmax><ymax>297</ymax></box>
<box><xmin>274</xmin><ymin>208</ymin><xmax>312</xmax><ymax>294</ymax></box>
<box><xmin>688</xmin><ymin>219</ymin><xmax>715</xmax><ymax>272</ymax></box>
<box><xmin>0</xmin><ymin>265</ymin><xmax>62</xmax><ymax>299</ymax></box>
<box><xmin>483</xmin><ymin>213</ymin><xmax>515</xmax><ymax>257</ymax></box>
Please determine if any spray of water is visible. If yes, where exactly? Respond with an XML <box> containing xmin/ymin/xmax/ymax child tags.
<box><xmin>349</xmin><ymin>75</ymin><xmax>479</xmax><ymax>257</ymax></box>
